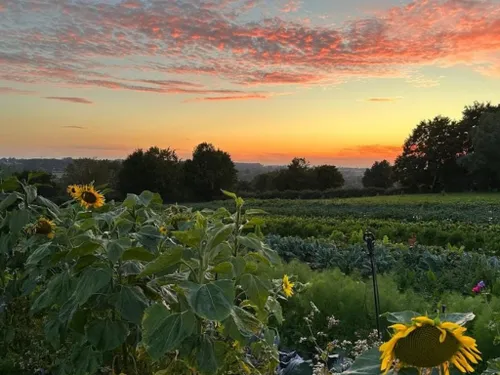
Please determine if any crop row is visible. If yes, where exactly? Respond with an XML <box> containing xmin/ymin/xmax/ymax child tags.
<box><xmin>266</xmin><ymin>234</ymin><xmax>500</xmax><ymax>297</ymax></box>
<box><xmin>195</xmin><ymin>198</ymin><xmax>500</xmax><ymax>224</ymax></box>
<box><xmin>259</xmin><ymin>216</ymin><xmax>500</xmax><ymax>254</ymax></box>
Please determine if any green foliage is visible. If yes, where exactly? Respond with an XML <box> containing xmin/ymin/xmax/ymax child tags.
<box><xmin>183</xmin><ymin>142</ymin><xmax>238</xmax><ymax>201</ymax></box>
<box><xmin>0</xmin><ymin>184</ymin><xmax>285</xmax><ymax>375</ymax></box>
<box><xmin>362</xmin><ymin>160</ymin><xmax>394</xmax><ymax>189</ymax></box>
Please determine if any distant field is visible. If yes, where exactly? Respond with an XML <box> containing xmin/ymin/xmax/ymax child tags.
<box><xmin>193</xmin><ymin>193</ymin><xmax>500</xmax><ymax>224</ymax></box>
<box><xmin>188</xmin><ymin>193</ymin><xmax>500</xmax><ymax>252</ymax></box>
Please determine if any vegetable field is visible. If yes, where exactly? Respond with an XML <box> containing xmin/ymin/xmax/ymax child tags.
<box><xmin>2</xmin><ymin>181</ymin><xmax>500</xmax><ymax>375</ymax></box>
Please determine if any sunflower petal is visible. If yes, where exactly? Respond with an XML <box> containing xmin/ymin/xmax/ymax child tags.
<box><xmin>438</xmin><ymin>327</ymin><xmax>447</xmax><ymax>343</ymax></box>
<box><xmin>452</xmin><ymin>357</ymin><xmax>467</xmax><ymax>373</ymax></box>
<box><xmin>412</xmin><ymin>316</ymin><xmax>435</xmax><ymax>325</ymax></box>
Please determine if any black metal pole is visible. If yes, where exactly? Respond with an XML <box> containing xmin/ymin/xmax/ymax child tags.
<box><xmin>364</xmin><ymin>231</ymin><xmax>381</xmax><ymax>339</ymax></box>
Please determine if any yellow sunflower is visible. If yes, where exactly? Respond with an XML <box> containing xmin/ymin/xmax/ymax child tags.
<box><xmin>159</xmin><ymin>226</ymin><xmax>168</xmax><ymax>235</ymax></box>
<box><xmin>75</xmin><ymin>184</ymin><xmax>105</xmax><ymax>209</ymax></box>
<box><xmin>34</xmin><ymin>217</ymin><xmax>56</xmax><ymax>239</ymax></box>
<box><xmin>66</xmin><ymin>184</ymin><xmax>81</xmax><ymax>199</ymax></box>
<box><xmin>380</xmin><ymin>316</ymin><xmax>481</xmax><ymax>375</ymax></box>
<box><xmin>282</xmin><ymin>274</ymin><xmax>294</xmax><ymax>298</ymax></box>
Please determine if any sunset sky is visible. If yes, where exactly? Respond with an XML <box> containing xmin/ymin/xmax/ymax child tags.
<box><xmin>1</xmin><ymin>0</ymin><xmax>500</xmax><ymax>167</ymax></box>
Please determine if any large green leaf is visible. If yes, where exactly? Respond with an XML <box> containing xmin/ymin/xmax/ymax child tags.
<box><xmin>196</xmin><ymin>335</ymin><xmax>218</xmax><ymax>374</ymax></box>
<box><xmin>25</xmin><ymin>185</ymin><xmax>37</xmax><ymax>203</ymax></box>
<box><xmin>265</xmin><ymin>297</ymin><xmax>283</xmax><ymax>325</ymax></box>
<box><xmin>26</xmin><ymin>242</ymin><xmax>53</xmax><ymax>266</ymax></box>
<box><xmin>139</xmin><ymin>246</ymin><xmax>183</xmax><ymax>277</ymax></box>
<box><xmin>70</xmin><ymin>344</ymin><xmax>102</xmax><ymax>375</ymax></box>
<box><xmin>240</xmin><ymin>274</ymin><xmax>270</xmax><ymax>309</ymax></box>
<box><xmin>230</xmin><ymin>306</ymin><xmax>262</xmax><ymax>335</ymax></box>
<box><xmin>121</xmin><ymin>246</ymin><xmax>155</xmax><ymax>262</ymax></box>
<box><xmin>172</xmin><ymin>229</ymin><xmax>203</xmax><ymax>248</ymax></box>
<box><xmin>37</xmin><ymin>195</ymin><xmax>61</xmax><ymax>216</ymax></box>
<box><xmin>483</xmin><ymin>358</ymin><xmax>500</xmax><ymax>375</ymax></box>
<box><xmin>207</xmin><ymin>224</ymin><xmax>234</xmax><ymax>251</ymax></box>
<box><xmin>231</xmin><ymin>256</ymin><xmax>246</xmax><ymax>277</ymax></box>
<box><xmin>342</xmin><ymin>348</ymin><xmax>382</xmax><ymax>375</ymax></box>
<box><xmin>0</xmin><ymin>192</ymin><xmax>18</xmax><ymax>211</ymax></box>
<box><xmin>184</xmin><ymin>280</ymin><xmax>235</xmax><ymax>321</ymax></box>
<box><xmin>139</xmin><ymin>190</ymin><xmax>163</xmax><ymax>207</ymax></box>
<box><xmin>0</xmin><ymin>176</ymin><xmax>19</xmax><ymax>192</ymax></box>
<box><xmin>73</xmin><ymin>267</ymin><xmax>112</xmax><ymax>306</ymax></box>
<box><xmin>211</xmin><ymin>261</ymin><xmax>233</xmax><ymax>274</ymax></box>
<box><xmin>31</xmin><ymin>271</ymin><xmax>74</xmax><ymax>312</ymax></box>
<box><xmin>44</xmin><ymin>317</ymin><xmax>62</xmax><ymax>349</ymax></box>
<box><xmin>238</xmin><ymin>234</ymin><xmax>262</xmax><ymax>251</ymax></box>
<box><xmin>9</xmin><ymin>209</ymin><xmax>30</xmax><ymax>233</ymax></box>
<box><xmin>106</xmin><ymin>240</ymin><xmax>125</xmax><ymax>264</ymax></box>
<box><xmin>383</xmin><ymin>311</ymin><xmax>420</xmax><ymax>324</ymax></box>
<box><xmin>109</xmin><ymin>285</ymin><xmax>148</xmax><ymax>324</ymax></box>
<box><xmin>67</xmin><ymin>241</ymin><xmax>101</xmax><ymax>260</ymax></box>
<box><xmin>142</xmin><ymin>304</ymin><xmax>195</xmax><ymax>360</ymax></box>
<box><xmin>441</xmin><ymin>312</ymin><xmax>475</xmax><ymax>326</ymax></box>
<box><xmin>85</xmin><ymin>319</ymin><xmax>128</xmax><ymax>351</ymax></box>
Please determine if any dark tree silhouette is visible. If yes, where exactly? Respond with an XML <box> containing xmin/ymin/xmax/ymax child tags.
<box><xmin>183</xmin><ymin>142</ymin><xmax>237</xmax><ymax>201</ymax></box>
<box><xmin>362</xmin><ymin>160</ymin><xmax>393</xmax><ymax>189</ymax></box>
<box><xmin>118</xmin><ymin>147</ymin><xmax>181</xmax><ymax>201</ymax></box>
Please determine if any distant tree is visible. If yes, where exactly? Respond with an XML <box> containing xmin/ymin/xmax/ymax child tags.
<box><xmin>252</xmin><ymin>172</ymin><xmax>278</xmax><ymax>191</ymax></box>
<box><xmin>15</xmin><ymin>170</ymin><xmax>59</xmax><ymax>198</ymax></box>
<box><xmin>312</xmin><ymin>165</ymin><xmax>344</xmax><ymax>190</ymax></box>
<box><xmin>459</xmin><ymin>110</ymin><xmax>500</xmax><ymax>189</ymax></box>
<box><xmin>63</xmin><ymin>158</ymin><xmax>122</xmax><ymax>191</ymax></box>
<box><xmin>393</xmin><ymin>116</ymin><xmax>469</xmax><ymax>192</ymax></box>
<box><xmin>118</xmin><ymin>147</ymin><xmax>181</xmax><ymax>201</ymax></box>
<box><xmin>362</xmin><ymin>160</ymin><xmax>393</xmax><ymax>189</ymax></box>
<box><xmin>183</xmin><ymin>142</ymin><xmax>237</xmax><ymax>201</ymax></box>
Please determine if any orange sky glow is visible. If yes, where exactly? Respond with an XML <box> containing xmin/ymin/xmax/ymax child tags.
<box><xmin>1</xmin><ymin>0</ymin><xmax>500</xmax><ymax>167</ymax></box>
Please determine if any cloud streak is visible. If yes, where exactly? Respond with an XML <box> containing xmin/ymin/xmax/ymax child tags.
<box><xmin>0</xmin><ymin>86</ymin><xmax>36</xmax><ymax>95</ymax></box>
<box><xmin>62</xmin><ymin>125</ymin><xmax>86</xmax><ymax>129</ymax></box>
<box><xmin>366</xmin><ymin>97</ymin><xmax>403</xmax><ymax>102</ymax></box>
<box><xmin>45</xmin><ymin>97</ymin><xmax>93</xmax><ymax>104</ymax></box>
<box><xmin>0</xmin><ymin>0</ymin><xmax>500</xmax><ymax>100</ymax></box>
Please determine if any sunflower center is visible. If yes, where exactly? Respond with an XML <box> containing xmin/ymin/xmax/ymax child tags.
<box><xmin>394</xmin><ymin>325</ymin><xmax>460</xmax><ymax>368</ymax></box>
<box><xmin>81</xmin><ymin>191</ymin><xmax>98</xmax><ymax>204</ymax></box>
<box><xmin>36</xmin><ymin>221</ymin><xmax>53</xmax><ymax>234</ymax></box>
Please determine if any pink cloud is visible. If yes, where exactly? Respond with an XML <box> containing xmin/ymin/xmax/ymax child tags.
<box><xmin>45</xmin><ymin>96</ymin><xmax>93</xmax><ymax>104</ymax></box>
<box><xmin>1</xmin><ymin>0</ymin><xmax>500</xmax><ymax>97</ymax></box>
<box><xmin>282</xmin><ymin>0</ymin><xmax>300</xmax><ymax>13</ymax></box>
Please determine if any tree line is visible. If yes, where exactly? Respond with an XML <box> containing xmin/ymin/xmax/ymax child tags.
<box><xmin>3</xmin><ymin>100</ymin><xmax>499</xmax><ymax>202</ymax></box>
<box><xmin>361</xmin><ymin>101</ymin><xmax>500</xmax><ymax>192</ymax></box>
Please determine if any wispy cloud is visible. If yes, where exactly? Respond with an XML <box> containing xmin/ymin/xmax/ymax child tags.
<box><xmin>366</xmin><ymin>97</ymin><xmax>403</xmax><ymax>102</ymax></box>
<box><xmin>62</xmin><ymin>125</ymin><xmax>86</xmax><ymax>129</ymax></box>
<box><xmin>0</xmin><ymin>0</ymin><xmax>500</xmax><ymax>98</ymax></box>
<box><xmin>44</xmin><ymin>97</ymin><xmax>93</xmax><ymax>104</ymax></box>
<box><xmin>186</xmin><ymin>93</ymin><xmax>268</xmax><ymax>102</ymax></box>
<box><xmin>0</xmin><ymin>86</ymin><xmax>36</xmax><ymax>95</ymax></box>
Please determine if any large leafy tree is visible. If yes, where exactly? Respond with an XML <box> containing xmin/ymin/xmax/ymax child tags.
<box><xmin>460</xmin><ymin>110</ymin><xmax>500</xmax><ymax>189</ymax></box>
<box><xmin>393</xmin><ymin>116</ymin><xmax>469</xmax><ymax>192</ymax></box>
<box><xmin>63</xmin><ymin>158</ymin><xmax>122</xmax><ymax>193</ymax></box>
<box><xmin>362</xmin><ymin>160</ymin><xmax>393</xmax><ymax>189</ymax></box>
<box><xmin>118</xmin><ymin>147</ymin><xmax>182</xmax><ymax>201</ymax></box>
<box><xmin>312</xmin><ymin>165</ymin><xmax>344</xmax><ymax>190</ymax></box>
<box><xmin>183</xmin><ymin>143</ymin><xmax>237</xmax><ymax>201</ymax></box>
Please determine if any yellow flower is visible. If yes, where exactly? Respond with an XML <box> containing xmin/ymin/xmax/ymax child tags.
<box><xmin>282</xmin><ymin>274</ymin><xmax>294</xmax><ymax>298</ymax></box>
<box><xmin>159</xmin><ymin>226</ymin><xmax>168</xmax><ymax>235</ymax></box>
<box><xmin>34</xmin><ymin>217</ymin><xmax>56</xmax><ymax>239</ymax></box>
<box><xmin>74</xmin><ymin>184</ymin><xmax>105</xmax><ymax>209</ymax></box>
<box><xmin>380</xmin><ymin>316</ymin><xmax>481</xmax><ymax>375</ymax></box>
<box><xmin>66</xmin><ymin>184</ymin><xmax>81</xmax><ymax>199</ymax></box>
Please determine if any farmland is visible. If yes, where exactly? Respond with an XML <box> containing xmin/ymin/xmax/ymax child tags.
<box><xmin>2</xmin><ymin>184</ymin><xmax>500</xmax><ymax>375</ymax></box>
